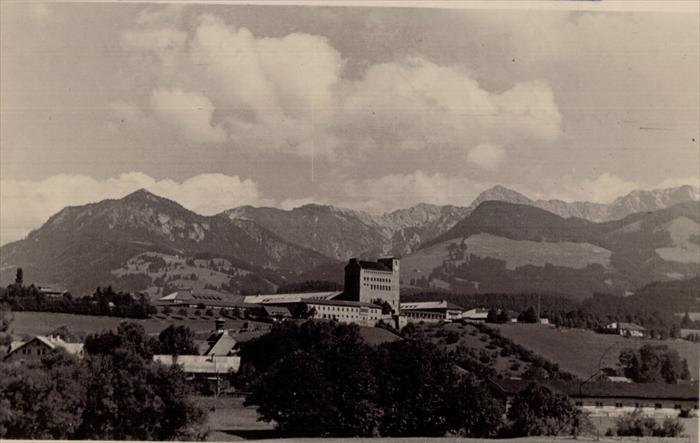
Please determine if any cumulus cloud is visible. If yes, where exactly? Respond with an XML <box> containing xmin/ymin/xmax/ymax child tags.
<box><xmin>0</xmin><ymin>172</ymin><xmax>269</xmax><ymax>245</ymax></box>
<box><xmin>150</xmin><ymin>88</ymin><xmax>227</xmax><ymax>143</ymax></box>
<box><xmin>118</xmin><ymin>12</ymin><xmax>561</xmax><ymax>160</ymax></box>
<box><xmin>467</xmin><ymin>143</ymin><xmax>506</xmax><ymax>170</ymax></box>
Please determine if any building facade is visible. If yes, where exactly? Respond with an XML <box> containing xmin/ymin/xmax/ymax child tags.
<box><xmin>400</xmin><ymin>300</ymin><xmax>465</xmax><ymax>323</ymax></box>
<box><xmin>306</xmin><ymin>299</ymin><xmax>386</xmax><ymax>327</ymax></box>
<box><xmin>490</xmin><ymin>379</ymin><xmax>699</xmax><ymax>418</ymax></box>
<box><xmin>341</xmin><ymin>257</ymin><xmax>400</xmax><ymax>313</ymax></box>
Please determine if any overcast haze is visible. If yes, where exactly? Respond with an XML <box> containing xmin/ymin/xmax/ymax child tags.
<box><xmin>1</xmin><ymin>1</ymin><xmax>699</xmax><ymax>245</ymax></box>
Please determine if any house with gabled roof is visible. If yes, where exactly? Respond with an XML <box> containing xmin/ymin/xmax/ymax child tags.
<box><xmin>3</xmin><ymin>335</ymin><xmax>84</xmax><ymax>362</ymax></box>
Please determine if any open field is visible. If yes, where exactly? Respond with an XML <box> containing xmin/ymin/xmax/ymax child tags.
<box><xmin>8</xmin><ymin>311</ymin><xmax>399</xmax><ymax>345</ymax></box>
<box><xmin>490</xmin><ymin>323</ymin><xmax>699</xmax><ymax>380</ymax></box>
<box><xmin>8</xmin><ymin>311</ymin><xmax>273</xmax><ymax>341</ymax></box>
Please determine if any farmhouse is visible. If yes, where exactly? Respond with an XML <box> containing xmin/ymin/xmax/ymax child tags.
<box><xmin>400</xmin><ymin>300</ymin><xmax>465</xmax><ymax>323</ymax></box>
<box><xmin>604</xmin><ymin>322</ymin><xmax>646</xmax><ymax>338</ymax></box>
<box><xmin>489</xmin><ymin>379</ymin><xmax>699</xmax><ymax>417</ymax></box>
<box><xmin>3</xmin><ymin>335</ymin><xmax>84</xmax><ymax>362</ymax></box>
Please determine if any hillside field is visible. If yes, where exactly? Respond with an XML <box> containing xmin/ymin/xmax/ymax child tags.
<box><xmin>490</xmin><ymin>323</ymin><xmax>699</xmax><ymax>380</ymax></box>
<box><xmin>7</xmin><ymin>311</ymin><xmax>400</xmax><ymax>345</ymax></box>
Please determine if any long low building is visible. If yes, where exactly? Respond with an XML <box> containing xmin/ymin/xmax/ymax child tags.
<box><xmin>305</xmin><ymin>299</ymin><xmax>387</xmax><ymax>327</ymax></box>
<box><xmin>490</xmin><ymin>379</ymin><xmax>699</xmax><ymax>417</ymax></box>
<box><xmin>400</xmin><ymin>300</ymin><xmax>466</xmax><ymax>323</ymax></box>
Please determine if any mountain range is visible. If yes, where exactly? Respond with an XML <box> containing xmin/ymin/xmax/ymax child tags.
<box><xmin>0</xmin><ymin>184</ymin><xmax>697</xmax><ymax>299</ymax></box>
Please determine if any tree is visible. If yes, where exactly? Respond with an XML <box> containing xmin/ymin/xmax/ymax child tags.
<box><xmin>497</xmin><ymin>309</ymin><xmax>511</xmax><ymax>323</ymax></box>
<box><xmin>486</xmin><ymin>308</ymin><xmax>499</xmax><ymax>323</ymax></box>
<box><xmin>619</xmin><ymin>345</ymin><xmax>690</xmax><ymax>383</ymax></box>
<box><xmin>157</xmin><ymin>325</ymin><xmax>198</xmax><ymax>355</ymax></box>
<box><xmin>0</xmin><ymin>351</ymin><xmax>86</xmax><ymax>439</ymax></box>
<box><xmin>447</xmin><ymin>377</ymin><xmax>504</xmax><ymax>437</ymax></box>
<box><xmin>14</xmin><ymin>268</ymin><xmax>23</xmax><ymax>287</ymax></box>
<box><xmin>374</xmin><ymin>339</ymin><xmax>461</xmax><ymax>437</ymax></box>
<box><xmin>244</xmin><ymin>321</ymin><xmax>381</xmax><ymax>437</ymax></box>
<box><xmin>78</xmin><ymin>323</ymin><xmax>205</xmax><ymax>440</ymax></box>
<box><xmin>84</xmin><ymin>322</ymin><xmax>155</xmax><ymax>360</ymax></box>
<box><xmin>518</xmin><ymin>307</ymin><xmax>539</xmax><ymax>323</ymax></box>
<box><xmin>507</xmin><ymin>383</ymin><xmax>582</xmax><ymax>436</ymax></box>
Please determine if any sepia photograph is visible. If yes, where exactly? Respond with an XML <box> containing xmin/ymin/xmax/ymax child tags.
<box><xmin>0</xmin><ymin>0</ymin><xmax>698</xmax><ymax>441</ymax></box>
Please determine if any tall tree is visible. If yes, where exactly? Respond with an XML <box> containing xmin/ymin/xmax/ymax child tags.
<box><xmin>157</xmin><ymin>325</ymin><xmax>198</xmax><ymax>355</ymax></box>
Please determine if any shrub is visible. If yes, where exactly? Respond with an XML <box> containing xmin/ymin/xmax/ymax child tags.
<box><xmin>445</xmin><ymin>331</ymin><xmax>460</xmax><ymax>344</ymax></box>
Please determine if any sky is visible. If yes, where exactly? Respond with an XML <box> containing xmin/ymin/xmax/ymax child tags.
<box><xmin>1</xmin><ymin>1</ymin><xmax>699</xmax><ymax>245</ymax></box>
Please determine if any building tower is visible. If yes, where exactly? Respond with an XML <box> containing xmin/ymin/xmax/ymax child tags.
<box><xmin>341</xmin><ymin>257</ymin><xmax>400</xmax><ymax>313</ymax></box>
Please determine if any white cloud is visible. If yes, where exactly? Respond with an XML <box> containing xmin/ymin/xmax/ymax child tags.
<box><xmin>119</xmin><ymin>13</ymin><xmax>561</xmax><ymax>160</ymax></box>
<box><xmin>0</xmin><ymin>172</ymin><xmax>269</xmax><ymax>245</ymax></box>
<box><xmin>150</xmin><ymin>88</ymin><xmax>227</xmax><ymax>143</ymax></box>
<box><xmin>467</xmin><ymin>143</ymin><xmax>506</xmax><ymax>170</ymax></box>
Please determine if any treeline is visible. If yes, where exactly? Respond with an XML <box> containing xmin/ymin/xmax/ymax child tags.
<box><xmin>239</xmin><ymin>320</ymin><xmax>587</xmax><ymax>438</ymax></box>
<box><xmin>2</xmin><ymin>271</ymin><xmax>154</xmax><ymax>318</ymax></box>
<box><xmin>0</xmin><ymin>322</ymin><xmax>205</xmax><ymax>440</ymax></box>
<box><xmin>405</xmin><ymin>280</ymin><xmax>700</xmax><ymax>339</ymax></box>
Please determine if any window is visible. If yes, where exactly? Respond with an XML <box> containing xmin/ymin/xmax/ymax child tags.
<box><xmin>575</xmin><ymin>401</ymin><xmax>583</xmax><ymax>407</ymax></box>
<box><xmin>654</xmin><ymin>403</ymin><xmax>662</xmax><ymax>409</ymax></box>
<box><xmin>615</xmin><ymin>403</ymin><xmax>623</xmax><ymax>408</ymax></box>
<box><xmin>595</xmin><ymin>402</ymin><xmax>603</xmax><ymax>408</ymax></box>
<box><xmin>674</xmin><ymin>404</ymin><xmax>681</xmax><ymax>410</ymax></box>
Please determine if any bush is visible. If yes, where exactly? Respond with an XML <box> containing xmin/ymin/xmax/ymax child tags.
<box><xmin>614</xmin><ymin>409</ymin><xmax>683</xmax><ymax>437</ymax></box>
<box><xmin>445</xmin><ymin>331</ymin><xmax>460</xmax><ymax>344</ymax></box>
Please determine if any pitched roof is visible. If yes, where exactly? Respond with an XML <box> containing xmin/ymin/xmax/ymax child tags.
<box><xmin>203</xmin><ymin>331</ymin><xmax>237</xmax><ymax>356</ymax></box>
<box><xmin>489</xmin><ymin>379</ymin><xmax>699</xmax><ymax>401</ymax></box>
<box><xmin>244</xmin><ymin>291</ymin><xmax>341</xmax><ymax>304</ymax></box>
<box><xmin>5</xmin><ymin>335</ymin><xmax>84</xmax><ymax>359</ymax></box>
<box><xmin>400</xmin><ymin>300</ymin><xmax>465</xmax><ymax>311</ymax></box>
<box><xmin>306</xmin><ymin>299</ymin><xmax>382</xmax><ymax>309</ymax></box>
<box><xmin>156</xmin><ymin>291</ymin><xmax>248</xmax><ymax>308</ymax></box>
<box><xmin>262</xmin><ymin>305</ymin><xmax>292</xmax><ymax>316</ymax></box>
<box><xmin>154</xmin><ymin>355</ymin><xmax>241</xmax><ymax>374</ymax></box>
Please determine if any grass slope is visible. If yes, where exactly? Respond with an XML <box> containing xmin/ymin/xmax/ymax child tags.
<box><xmin>490</xmin><ymin>323</ymin><xmax>699</xmax><ymax>380</ymax></box>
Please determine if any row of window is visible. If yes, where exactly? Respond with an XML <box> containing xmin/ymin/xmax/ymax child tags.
<box><xmin>19</xmin><ymin>347</ymin><xmax>48</xmax><ymax>355</ymax></box>
<box><xmin>365</xmin><ymin>283</ymin><xmax>391</xmax><ymax>291</ymax></box>
<box><xmin>319</xmin><ymin>314</ymin><xmax>379</xmax><ymax>321</ymax></box>
<box><xmin>577</xmin><ymin>401</ymin><xmax>695</xmax><ymax>410</ymax></box>
<box><xmin>364</xmin><ymin>275</ymin><xmax>391</xmax><ymax>283</ymax></box>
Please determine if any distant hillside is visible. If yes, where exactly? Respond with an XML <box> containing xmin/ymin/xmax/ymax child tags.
<box><xmin>402</xmin><ymin>201</ymin><xmax>700</xmax><ymax>299</ymax></box>
<box><xmin>0</xmin><ymin>190</ymin><xmax>333</xmax><ymax>295</ymax></box>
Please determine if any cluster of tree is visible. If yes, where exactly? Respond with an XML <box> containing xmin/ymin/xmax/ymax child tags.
<box><xmin>0</xmin><ymin>322</ymin><xmax>205</xmax><ymax>440</ymax></box>
<box><xmin>239</xmin><ymin>320</ymin><xmax>585</xmax><ymax>438</ymax></box>
<box><xmin>618</xmin><ymin>344</ymin><xmax>690</xmax><ymax>383</ymax></box>
<box><xmin>2</xmin><ymin>271</ymin><xmax>154</xmax><ymax>319</ymax></box>
<box><xmin>486</xmin><ymin>308</ymin><xmax>511</xmax><ymax>323</ymax></box>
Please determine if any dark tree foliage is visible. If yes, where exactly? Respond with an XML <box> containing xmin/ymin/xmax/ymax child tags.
<box><xmin>507</xmin><ymin>383</ymin><xmax>583</xmax><ymax>437</ymax></box>
<box><xmin>78</xmin><ymin>350</ymin><xmax>205</xmax><ymax>440</ymax></box>
<box><xmin>0</xmin><ymin>351</ymin><xmax>86</xmax><ymax>439</ymax></box>
<box><xmin>518</xmin><ymin>306</ymin><xmax>539</xmax><ymax>323</ymax></box>
<box><xmin>84</xmin><ymin>322</ymin><xmax>157</xmax><ymax>360</ymax></box>
<box><xmin>242</xmin><ymin>321</ymin><xmax>506</xmax><ymax>438</ymax></box>
<box><xmin>157</xmin><ymin>325</ymin><xmax>198</xmax><ymax>355</ymax></box>
<box><xmin>619</xmin><ymin>344</ymin><xmax>690</xmax><ymax>383</ymax></box>
<box><xmin>374</xmin><ymin>339</ymin><xmax>461</xmax><ymax>437</ymax></box>
<box><xmin>447</xmin><ymin>376</ymin><xmax>505</xmax><ymax>438</ymax></box>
